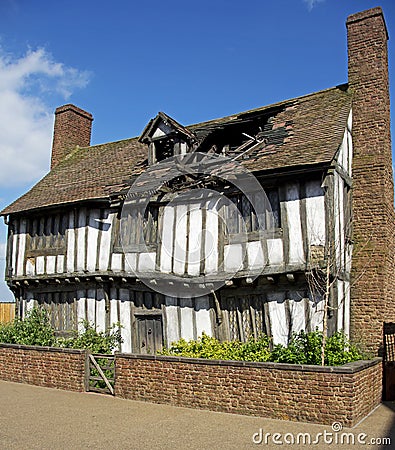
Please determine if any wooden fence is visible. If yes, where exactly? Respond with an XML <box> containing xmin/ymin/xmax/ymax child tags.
<box><xmin>383</xmin><ymin>322</ymin><xmax>395</xmax><ymax>400</ymax></box>
<box><xmin>0</xmin><ymin>302</ymin><xmax>15</xmax><ymax>323</ymax></box>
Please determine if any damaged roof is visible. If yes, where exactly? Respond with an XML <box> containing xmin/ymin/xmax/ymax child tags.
<box><xmin>1</xmin><ymin>84</ymin><xmax>352</xmax><ymax>215</ymax></box>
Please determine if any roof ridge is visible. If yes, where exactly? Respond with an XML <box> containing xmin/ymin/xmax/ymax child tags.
<box><xmin>57</xmin><ymin>84</ymin><xmax>350</xmax><ymax>153</ymax></box>
<box><xmin>80</xmin><ymin>135</ymin><xmax>140</xmax><ymax>151</ymax></box>
<box><xmin>188</xmin><ymin>83</ymin><xmax>350</xmax><ymax>129</ymax></box>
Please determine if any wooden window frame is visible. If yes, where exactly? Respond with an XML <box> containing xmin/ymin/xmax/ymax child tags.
<box><xmin>25</xmin><ymin>213</ymin><xmax>67</xmax><ymax>257</ymax></box>
<box><xmin>113</xmin><ymin>203</ymin><xmax>159</xmax><ymax>253</ymax></box>
<box><xmin>221</xmin><ymin>294</ymin><xmax>267</xmax><ymax>342</ymax></box>
<box><xmin>37</xmin><ymin>290</ymin><xmax>77</xmax><ymax>336</ymax></box>
<box><xmin>225</xmin><ymin>189</ymin><xmax>282</xmax><ymax>244</ymax></box>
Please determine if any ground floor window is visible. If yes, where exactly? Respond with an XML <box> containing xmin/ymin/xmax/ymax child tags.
<box><xmin>221</xmin><ymin>294</ymin><xmax>267</xmax><ymax>341</ymax></box>
<box><xmin>37</xmin><ymin>291</ymin><xmax>77</xmax><ymax>334</ymax></box>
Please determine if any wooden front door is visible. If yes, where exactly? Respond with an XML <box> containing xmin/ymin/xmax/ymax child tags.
<box><xmin>136</xmin><ymin>314</ymin><xmax>163</xmax><ymax>354</ymax></box>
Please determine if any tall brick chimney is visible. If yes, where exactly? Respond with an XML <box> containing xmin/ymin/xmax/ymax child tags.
<box><xmin>51</xmin><ymin>104</ymin><xmax>93</xmax><ymax>169</ymax></box>
<box><xmin>347</xmin><ymin>7</ymin><xmax>395</xmax><ymax>354</ymax></box>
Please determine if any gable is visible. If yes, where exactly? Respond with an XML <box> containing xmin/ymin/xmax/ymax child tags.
<box><xmin>152</xmin><ymin>121</ymin><xmax>173</xmax><ymax>139</ymax></box>
<box><xmin>139</xmin><ymin>112</ymin><xmax>196</xmax><ymax>144</ymax></box>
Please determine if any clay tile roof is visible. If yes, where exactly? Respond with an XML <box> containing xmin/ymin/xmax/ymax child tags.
<box><xmin>2</xmin><ymin>138</ymin><xmax>147</xmax><ymax>215</ymax></box>
<box><xmin>241</xmin><ymin>84</ymin><xmax>352</xmax><ymax>172</ymax></box>
<box><xmin>1</xmin><ymin>84</ymin><xmax>352</xmax><ymax>215</ymax></box>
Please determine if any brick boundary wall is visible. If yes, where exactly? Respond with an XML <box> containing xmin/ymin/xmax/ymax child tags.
<box><xmin>0</xmin><ymin>344</ymin><xmax>88</xmax><ymax>392</ymax></box>
<box><xmin>0</xmin><ymin>344</ymin><xmax>383</xmax><ymax>426</ymax></box>
<box><xmin>115</xmin><ymin>354</ymin><xmax>382</xmax><ymax>427</ymax></box>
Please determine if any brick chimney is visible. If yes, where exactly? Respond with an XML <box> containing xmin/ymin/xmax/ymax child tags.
<box><xmin>51</xmin><ymin>104</ymin><xmax>93</xmax><ymax>168</ymax></box>
<box><xmin>347</xmin><ymin>7</ymin><xmax>395</xmax><ymax>353</ymax></box>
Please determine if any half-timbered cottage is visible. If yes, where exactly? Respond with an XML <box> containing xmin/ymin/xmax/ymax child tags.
<box><xmin>2</xmin><ymin>7</ymin><xmax>394</xmax><ymax>354</ymax></box>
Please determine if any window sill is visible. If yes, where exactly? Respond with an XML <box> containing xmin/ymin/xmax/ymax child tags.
<box><xmin>225</xmin><ymin>229</ymin><xmax>283</xmax><ymax>244</ymax></box>
<box><xmin>113</xmin><ymin>244</ymin><xmax>157</xmax><ymax>253</ymax></box>
<box><xmin>26</xmin><ymin>248</ymin><xmax>66</xmax><ymax>257</ymax></box>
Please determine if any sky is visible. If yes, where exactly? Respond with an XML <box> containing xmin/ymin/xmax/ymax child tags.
<box><xmin>0</xmin><ymin>0</ymin><xmax>394</xmax><ymax>301</ymax></box>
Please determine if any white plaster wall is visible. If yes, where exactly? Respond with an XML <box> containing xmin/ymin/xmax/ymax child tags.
<box><xmin>77</xmin><ymin>290</ymin><xmax>86</xmax><ymax>333</ymax></box>
<box><xmin>138</xmin><ymin>252</ymin><xmax>156</xmax><ymax>272</ymax></box>
<box><xmin>305</xmin><ymin>180</ymin><xmax>325</xmax><ymax>246</ymax></box>
<box><xmin>26</xmin><ymin>258</ymin><xmax>35</xmax><ymax>276</ymax></box>
<box><xmin>36</xmin><ymin>256</ymin><xmax>45</xmax><ymax>275</ymax></box>
<box><xmin>204</xmin><ymin>205</ymin><xmax>219</xmax><ymax>273</ymax></box>
<box><xmin>224</xmin><ymin>244</ymin><xmax>243</xmax><ymax>272</ymax></box>
<box><xmin>267</xmin><ymin>292</ymin><xmax>288</xmax><ymax>346</ymax></box>
<box><xmin>16</xmin><ymin>219</ymin><xmax>26</xmax><ymax>276</ymax></box>
<box><xmin>111</xmin><ymin>253</ymin><xmax>123</xmax><ymax>272</ymax></box>
<box><xmin>86</xmin><ymin>209</ymin><xmax>100</xmax><ymax>272</ymax></box>
<box><xmin>98</xmin><ymin>210</ymin><xmax>115</xmax><ymax>272</ymax></box>
<box><xmin>308</xmin><ymin>292</ymin><xmax>324</xmax><ymax>332</ymax></box>
<box><xmin>187</xmin><ymin>205</ymin><xmax>202</xmax><ymax>276</ymax></box>
<box><xmin>173</xmin><ymin>204</ymin><xmax>188</xmax><ymax>275</ymax></box>
<box><xmin>76</xmin><ymin>208</ymin><xmax>86</xmax><ymax>272</ymax></box>
<box><xmin>195</xmin><ymin>296</ymin><xmax>212</xmax><ymax>337</ymax></box>
<box><xmin>247</xmin><ymin>241</ymin><xmax>265</xmax><ymax>270</ymax></box>
<box><xmin>96</xmin><ymin>288</ymin><xmax>106</xmax><ymax>333</ymax></box>
<box><xmin>66</xmin><ymin>211</ymin><xmax>75</xmax><ymax>273</ymax></box>
<box><xmin>180</xmin><ymin>298</ymin><xmax>194</xmax><ymax>341</ymax></box>
<box><xmin>56</xmin><ymin>255</ymin><xmax>65</xmax><ymax>273</ymax></box>
<box><xmin>288</xmin><ymin>292</ymin><xmax>306</xmax><ymax>336</ymax></box>
<box><xmin>160</xmin><ymin>206</ymin><xmax>174</xmax><ymax>273</ymax></box>
<box><xmin>285</xmin><ymin>183</ymin><xmax>304</xmax><ymax>265</ymax></box>
<box><xmin>86</xmin><ymin>289</ymin><xmax>96</xmax><ymax>325</ymax></box>
<box><xmin>267</xmin><ymin>238</ymin><xmax>283</xmax><ymax>266</ymax></box>
<box><xmin>119</xmin><ymin>289</ymin><xmax>132</xmax><ymax>353</ymax></box>
<box><xmin>165</xmin><ymin>296</ymin><xmax>180</xmax><ymax>345</ymax></box>
<box><xmin>46</xmin><ymin>256</ymin><xmax>56</xmax><ymax>275</ymax></box>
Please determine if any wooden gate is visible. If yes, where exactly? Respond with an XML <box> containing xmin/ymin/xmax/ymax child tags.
<box><xmin>383</xmin><ymin>322</ymin><xmax>395</xmax><ymax>400</ymax></box>
<box><xmin>87</xmin><ymin>354</ymin><xmax>115</xmax><ymax>395</ymax></box>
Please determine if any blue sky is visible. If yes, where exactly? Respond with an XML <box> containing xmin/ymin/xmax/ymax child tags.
<box><xmin>0</xmin><ymin>0</ymin><xmax>394</xmax><ymax>301</ymax></box>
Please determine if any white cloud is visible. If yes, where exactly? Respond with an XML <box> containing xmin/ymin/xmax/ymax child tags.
<box><xmin>0</xmin><ymin>48</ymin><xmax>90</xmax><ymax>187</ymax></box>
<box><xmin>304</xmin><ymin>0</ymin><xmax>325</xmax><ymax>11</ymax></box>
<box><xmin>0</xmin><ymin>242</ymin><xmax>6</xmax><ymax>260</ymax></box>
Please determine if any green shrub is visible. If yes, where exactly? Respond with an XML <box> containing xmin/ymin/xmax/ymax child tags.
<box><xmin>269</xmin><ymin>330</ymin><xmax>363</xmax><ymax>365</ymax></box>
<box><xmin>0</xmin><ymin>308</ymin><xmax>55</xmax><ymax>347</ymax></box>
<box><xmin>270</xmin><ymin>329</ymin><xmax>322</xmax><ymax>365</ymax></box>
<box><xmin>0</xmin><ymin>308</ymin><xmax>364</xmax><ymax>365</ymax></box>
<box><xmin>0</xmin><ymin>308</ymin><xmax>122</xmax><ymax>354</ymax></box>
<box><xmin>0</xmin><ymin>322</ymin><xmax>18</xmax><ymax>344</ymax></box>
<box><xmin>324</xmin><ymin>331</ymin><xmax>364</xmax><ymax>365</ymax></box>
<box><xmin>57</xmin><ymin>320</ymin><xmax>122</xmax><ymax>354</ymax></box>
<box><xmin>160</xmin><ymin>332</ymin><xmax>271</xmax><ymax>362</ymax></box>
<box><xmin>159</xmin><ymin>330</ymin><xmax>364</xmax><ymax>366</ymax></box>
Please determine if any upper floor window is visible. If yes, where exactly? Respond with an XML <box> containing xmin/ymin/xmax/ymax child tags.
<box><xmin>225</xmin><ymin>189</ymin><xmax>281</xmax><ymax>237</ymax></box>
<box><xmin>139</xmin><ymin>112</ymin><xmax>195</xmax><ymax>165</ymax></box>
<box><xmin>114</xmin><ymin>204</ymin><xmax>159</xmax><ymax>252</ymax></box>
<box><xmin>26</xmin><ymin>213</ymin><xmax>68</xmax><ymax>256</ymax></box>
